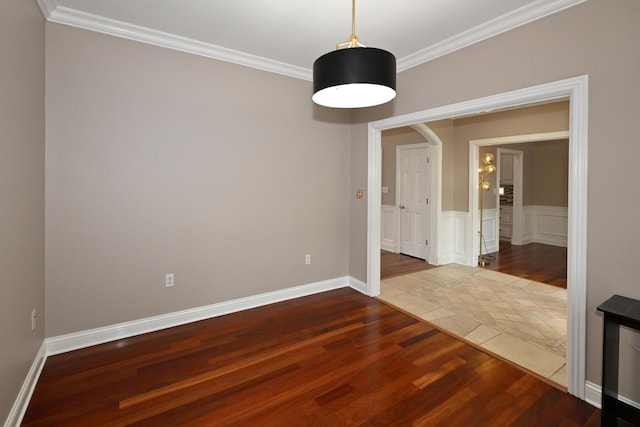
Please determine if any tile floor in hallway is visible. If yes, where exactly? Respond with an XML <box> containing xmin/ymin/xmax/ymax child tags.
<box><xmin>378</xmin><ymin>263</ymin><xmax>567</xmax><ymax>388</ymax></box>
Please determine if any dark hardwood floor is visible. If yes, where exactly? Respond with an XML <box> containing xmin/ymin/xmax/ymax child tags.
<box><xmin>380</xmin><ymin>250</ymin><xmax>437</xmax><ymax>279</ymax></box>
<box><xmin>382</xmin><ymin>242</ymin><xmax>567</xmax><ymax>288</ymax></box>
<box><xmin>22</xmin><ymin>288</ymin><xmax>599</xmax><ymax>426</ymax></box>
<box><xmin>483</xmin><ymin>241</ymin><xmax>567</xmax><ymax>288</ymax></box>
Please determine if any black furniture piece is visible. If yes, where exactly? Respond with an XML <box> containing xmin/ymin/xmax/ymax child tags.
<box><xmin>597</xmin><ymin>295</ymin><xmax>640</xmax><ymax>426</ymax></box>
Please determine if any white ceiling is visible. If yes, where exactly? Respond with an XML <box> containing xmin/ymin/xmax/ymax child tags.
<box><xmin>37</xmin><ymin>0</ymin><xmax>586</xmax><ymax>80</ymax></box>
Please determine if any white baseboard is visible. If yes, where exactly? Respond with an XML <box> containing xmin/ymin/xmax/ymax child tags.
<box><xmin>14</xmin><ymin>294</ymin><xmax>640</xmax><ymax>426</ymax></box>
<box><xmin>4</xmin><ymin>342</ymin><xmax>47</xmax><ymax>427</ymax></box>
<box><xmin>7</xmin><ymin>276</ymin><xmax>368</xmax><ymax>426</ymax></box>
<box><xmin>585</xmin><ymin>381</ymin><xmax>640</xmax><ymax>411</ymax></box>
<box><xmin>585</xmin><ymin>381</ymin><xmax>602</xmax><ymax>408</ymax></box>
<box><xmin>46</xmin><ymin>276</ymin><xmax>362</xmax><ymax>356</ymax></box>
<box><xmin>348</xmin><ymin>276</ymin><xmax>367</xmax><ymax>294</ymax></box>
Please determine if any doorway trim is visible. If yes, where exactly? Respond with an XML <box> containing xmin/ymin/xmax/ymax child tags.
<box><xmin>496</xmin><ymin>148</ymin><xmax>524</xmax><ymax>245</ymax></box>
<box><xmin>366</xmin><ymin>75</ymin><xmax>588</xmax><ymax>399</ymax></box>
<box><xmin>469</xmin><ymin>131</ymin><xmax>569</xmax><ymax>262</ymax></box>
<box><xmin>409</xmin><ymin>124</ymin><xmax>443</xmax><ymax>265</ymax></box>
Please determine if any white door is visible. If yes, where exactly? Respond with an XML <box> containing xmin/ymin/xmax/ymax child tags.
<box><xmin>397</xmin><ymin>145</ymin><xmax>430</xmax><ymax>260</ymax></box>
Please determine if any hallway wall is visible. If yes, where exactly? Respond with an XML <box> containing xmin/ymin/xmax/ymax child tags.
<box><xmin>350</xmin><ymin>0</ymin><xmax>640</xmax><ymax>402</ymax></box>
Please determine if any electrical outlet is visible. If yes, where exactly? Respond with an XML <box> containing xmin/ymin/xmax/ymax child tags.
<box><xmin>31</xmin><ymin>309</ymin><xmax>37</xmax><ymax>331</ymax></box>
<box><xmin>305</xmin><ymin>254</ymin><xmax>311</xmax><ymax>265</ymax></box>
<box><xmin>165</xmin><ymin>273</ymin><xmax>174</xmax><ymax>288</ymax></box>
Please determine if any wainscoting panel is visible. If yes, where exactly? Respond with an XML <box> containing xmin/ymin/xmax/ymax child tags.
<box><xmin>439</xmin><ymin>212</ymin><xmax>454</xmax><ymax>264</ymax></box>
<box><xmin>380</xmin><ymin>205</ymin><xmax>399</xmax><ymax>252</ymax></box>
<box><xmin>440</xmin><ymin>211</ymin><xmax>470</xmax><ymax>265</ymax></box>
<box><xmin>522</xmin><ymin>206</ymin><xmax>535</xmax><ymax>244</ymax></box>
<box><xmin>480</xmin><ymin>208</ymin><xmax>499</xmax><ymax>255</ymax></box>
<box><xmin>454</xmin><ymin>212</ymin><xmax>470</xmax><ymax>265</ymax></box>
<box><xmin>534</xmin><ymin>205</ymin><xmax>568</xmax><ymax>247</ymax></box>
<box><xmin>388</xmin><ymin>206</ymin><xmax>566</xmax><ymax>267</ymax></box>
<box><xmin>521</xmin><ymin>205</ymin><xmax>567</xmax><ymax>247</ymax></box>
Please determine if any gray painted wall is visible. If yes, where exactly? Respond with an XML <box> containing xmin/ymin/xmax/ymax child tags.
<box><xmin>381</xmin><ymin>102</ymin><xmax>569</xmax><ymax>209</ymax></box>
<box><xmin>350</xmin><ymin>0</ymin><xmax>640</xmax><ymax>402</ymax></box>
<box><xmin>0</xmin><ymin>0</ymin><xmax>45</xmax><ymax>421</ymax></box>
<box><xmin>45</xmin><ymin>23</ymin><xmax>352</xmax><ymax>337</ymax></box>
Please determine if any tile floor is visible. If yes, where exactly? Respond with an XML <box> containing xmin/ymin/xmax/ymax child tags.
<box><xmin>378</xmin><ymin>263</ymin><xmax>567</xmax><ymax>388</ymax></box>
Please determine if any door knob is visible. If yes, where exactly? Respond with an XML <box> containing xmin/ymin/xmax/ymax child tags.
<box><xmin>399</xmin><ymin>205</ymin><xmax>405</xmax><ymax>209</ymax></box>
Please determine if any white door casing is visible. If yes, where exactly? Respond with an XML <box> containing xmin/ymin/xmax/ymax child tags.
<box><xmin>397</xmin><ymin>144</ymin><xmax>430</xmax><ymax>260</ymax></box>
<box><xmin>497</xmin><ymin>148</ymin><xmax>524</xmax><ymax>245</ymax></box>
<box><xmin>470</xmin><ymin>133</ymin><xmax>568</xmax><ymax>258</ymax></box>
<box><xmin>366</xmin><ymin>76</ymin><xmax>589</xmax><ymax>399</ymax></box>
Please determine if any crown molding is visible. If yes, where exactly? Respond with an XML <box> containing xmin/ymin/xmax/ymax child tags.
<box><xmin>35</xmin><ymin>0</ymin><xmax>312</xmax><ymax>81</ymax></box>
<box><xmin>35</xmin><ymin>0</ymin><xmax>58</xmax><ymax>18</ymax></box>
<box><xmin>397</xmin><ymin>0</ymin><xmax>590</xmax><ymax>72</ymax></box>
<box><xmin>37</xmin><ymin>0</ymin><xmax>588</xmax><ymax>79</ymax></box>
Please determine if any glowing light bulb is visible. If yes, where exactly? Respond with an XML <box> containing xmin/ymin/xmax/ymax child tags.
<box><xmin>482</xmin><ymin>153</ymin><xmax>495</xmax><ymax>164</ymax></box>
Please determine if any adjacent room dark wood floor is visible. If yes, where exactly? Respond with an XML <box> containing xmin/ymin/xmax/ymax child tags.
<box><xmin>484</xmin><ymin>241</ymin><xmax>567</xmax><ymax>288</ymax></box>
<box><xmin>23</xmin><ymin>288</ymin><xmax>599</xmax><ymax>426</ymax></box>
<box><xmin>380</xmin><ymin>250</ymin><xmax>438</xmax><ymax>279</ymax></box>
<box><xmin>382</xmin><ymin>242</ymin><xmax>567</xmax><ymax>289</ymax></box>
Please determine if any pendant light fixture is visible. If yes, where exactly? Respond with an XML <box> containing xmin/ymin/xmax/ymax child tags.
<box><xmin>312</xmin><ymin>0</ymin><xmax>396</xmax><ymax>108</ymax></box>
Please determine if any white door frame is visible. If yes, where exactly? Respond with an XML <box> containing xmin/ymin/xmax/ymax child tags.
<box><xmin>469</xmin><ymin>132</ymin><xmax>569</xmax><ymax>260</ymax></box>
<box><xmin>396</xmin><ymin>143</ymin><xmax>430</xmax><ymax>261</ymax></box>
<box><xmin>409</xmin><ymin>124</ymin><xmax>442</xmax><ymax>266</ymax></box>
<box><xmin>497</xmin><ymin>148</ymin><xmax>524</xmax><ymax>245</ymax></box>
<box><xmin>366</xmin><ymin>76</ymin><xmax>588</xmax><ymax>399</ymax></box>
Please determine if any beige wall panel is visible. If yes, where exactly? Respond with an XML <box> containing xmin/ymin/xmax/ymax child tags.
<box><xmin>350</xmin><ymin>0</ymin><xmax>640</xmax><ymax>400</ymax></box>
<box><xmin>452</xmin><ymin>101</ymin><xmax>569</xmax><ymax>211</ymax></box>
<box><xmin>0</xmin><ymin>0</ymin><xmax>45</xmax><ymax>421</ymax></box>
<box><xmin>494</xmin><ymin>139</ymin><xmax>569</xmax><ymax>208</ymax></box>
<box><xmin>380</xmin><ymin>120</ymin><xmax>457</xmax><ymax>211</ymax></box>
<box><xmin>532</xmin><ymin>140</ymin><xmax>569</xmax><ymax>207</ymax></box>
<box><xmin>45</xmin><ymin>24</ymin><xmax>352</xmax><ymax>337</ymax></box>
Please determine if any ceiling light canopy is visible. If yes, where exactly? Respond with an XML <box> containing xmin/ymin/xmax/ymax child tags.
<box><xmin>312</xmin><ymin>0</ymin><xmax>396</xmax><ymax>109</ymax></box>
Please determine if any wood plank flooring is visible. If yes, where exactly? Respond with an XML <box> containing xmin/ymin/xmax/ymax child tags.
<box><xmin>382</xmin><ymin>242</ymin><xmax>567</xmax><ymax>289</ymax></box>
<box><xmin>484</xmin><ymin>241</ymin><xmax>567</xmax><ymax>288</ymax></box>
<box><xmin>380</xmin><ymin>250</ymin><xmax>437</xmax><ymax>279</ymax></box>
<box><xmin>22</xmin><ymin>289</ymin><xmax>599</xmax><ymax>426</ymax></box>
